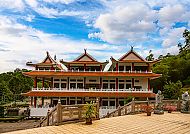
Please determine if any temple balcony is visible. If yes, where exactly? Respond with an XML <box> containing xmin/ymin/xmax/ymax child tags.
<box><xmin>31</xmin><ymin>88</ymin><xmax>153</xmax><ymax>93</ymax></box>
<box><xmin>32</xmin><ymin>69</ymin><xmax>153</xmax><ymax>73</ymax></box>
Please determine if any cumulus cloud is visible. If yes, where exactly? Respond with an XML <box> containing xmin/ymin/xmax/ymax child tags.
<box><xmin>0</xmin><ymin>0</ymin><xmax>25</xmax><ymax>11</ymax></box>
<box><xmin>0</xmin><ymin>15</ymin><xmax>121</xmax><ymax>72</ymax></box>
<box><xmin>89</xmin><ymin>2</ymin><xmax>157</xmax><ymax>44</ymax></box>
<box><xmin>161</xmin><ymin>27</ymin><xmax>185</xmax><ymax>47</ymax></box>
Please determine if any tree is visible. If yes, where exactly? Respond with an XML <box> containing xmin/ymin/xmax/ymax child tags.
<box><xmin>163</xmin><ymin>81</ymin><xmax>182</xmax><ymax>99</ymax></box>
<box><xmin>146</xmin><ymin>50</ymin><xmax>154</xmax><ymax>61</ymax></box>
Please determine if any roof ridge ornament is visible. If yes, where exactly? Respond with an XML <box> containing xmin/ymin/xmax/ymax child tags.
<box><xmin>130</xmin><ymin>45</ymin><xmax>134</xmax><ymax>51</ymax></box>
<box><xmin>84</xmin><ymin>48</ymin><xmax>87</xmax><ymax>54</ymax></box>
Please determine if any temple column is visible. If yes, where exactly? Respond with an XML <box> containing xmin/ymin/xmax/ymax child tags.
<box><xmin>34</xmin><ymin>77</ymin><xmax>37</xmax><ymax>88</ymax></box>
<box><xmin>50</xmin><ymin>77</ymin><xmax>53</xmax><ymax>88</ymax></box>
<box><xmin>30</xmin><ymin>97</ymin><xmax>33</xmax><ymax>106</ymax></box>
<box><xmin>34</xmin><ymin>97</ymin><xmax>37</xmax><ymax>108</ymax></box>
<box><xmin>132</xmin><ymin>63</ymin><xmax>134</xmax><ymax>71</ymax></box>
<box><xmin>116</xmin><ymin>63</ymin><xmax>118</xmax><ymax>71</ymax></box>
<box><xmin>84</xmin><ymin>64</ymin><xmax>86</xmax><ymax>71</ymax></box>
<box><xmin>67</xmin><ymin>77</ymin><xmax>70</xmax><ymax>90</ymax></box>
<box><xmin>42</xmin><ymin>77</ymin><xmax>45</xmax><ymax>88</ymax></box>
<box><xmin>84</xmin><ymin>77</ymin><xmax>86</xmax><ymax>89</ymax></box>
<box><xmin>100</xmin><ymin>64</ymin><xmax>102</xmax><ymax>71</ymax></box>
<box><xmin>100</xmin><ymin>77</ymin><xmax>102</xmax><ymax>89</ymax></box>
<box><xmin>148</xmin><ymin>78</ymin><xmax>150</xmax><ymax>91</ymax></box>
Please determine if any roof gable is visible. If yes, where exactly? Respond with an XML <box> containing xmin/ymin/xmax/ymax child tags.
<box><xmin>119</xmin><ymin>51</ymin><xmax>145</xmax><ymax>61</ymax></box>
<box><xmin>42</xmin><ymin>52</ymin><xmax>56</xmax><ymax>64</ymax></box>
<box><xmin>74</xmin><ymin>49</ymin><xmax>97</xmax><ymax>62</ymax></box>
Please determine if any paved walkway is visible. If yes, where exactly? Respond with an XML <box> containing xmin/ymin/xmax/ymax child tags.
<box><xmin>4</xmin><ymin>112</ymin><xmax>190</xmax><ymax>134</ymax></box>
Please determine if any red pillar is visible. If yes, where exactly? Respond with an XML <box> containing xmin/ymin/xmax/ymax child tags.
<box><xmin>84</xmin><ymin>64</ymin><xmax>86</xmax><ymax>71</ymax></box>
<box><xmin>34</xmin><ymin>77</ymin><xmax>37</xmax><ymax>88</ymax></box>
<box><xmin>68</xmin><ymin>64</ymin><xmax>70</xmax><ymax>71</ymax></box>
<box><xmin>67</xmin><ymin>77</ymin><xmax>70</xmax><ymax>90</ymax></box>
<box><xmin>84</xmin><ymin>77</ymin><xmax>86</xmax><ymax>89</ymax></box>
<box><xmin>100</xmin><ymin>64</ymin><xmax>102</xmax><ymax>71</ymax></box>
<box><xmin>30</xmin><ymin>97</ymin><xmax>33</xmax><ymax>106</ymax></box>
<box><xmin>42</xmin><ymin>77</ymin><xmax>45</xmax><ymax>88</ymax></box>
<box><xmin>34</xmin><ymin>97</ymin><xmax>37</xmax><ymax>108</ymax></box>
<box><xmin>116</xmin><ymin>63</ymin><xmax>118</xmax><ymax>71</ymax></box>
<box><xmin>51</xmin><ymin>77</ymin><xmax>53</xmax><ymax>88</ymax></box>
<box><xmin>132</xmin><ymin>63</ymin><xmax>134</xmax><ymax>71</ymax></box>
<box><xmin>100</xmin><ymin>77</ymin><xmax>102</xmax><ymax>89</ymax></box>
<box><xmin>148</xmin><ymin>78</ymin><xmax>150</xmax><ymax>91</ymax></box>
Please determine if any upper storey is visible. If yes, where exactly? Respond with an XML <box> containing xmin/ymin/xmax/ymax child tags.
<box><xmin>26</xmin><ymin>52</ymin><xmax>63</xmax><ymax>70</ymax></box>
<box><xmin>109</xmin><ymin>48</ymin><xmax>159</xmax><ymax>72</ymax></box>
<box><xmin>60</xmin><ymin>49</ymin><xmax>108</xmax><ymax>71</ymax></box>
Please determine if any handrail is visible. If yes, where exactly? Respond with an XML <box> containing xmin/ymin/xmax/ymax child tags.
<box><xmin>32</xmin><ymin>88</ymin><xmax>152</xmax><ymax>93</ymax></box>
<box><xmin>102</xmin><ymin>99</ymin><xmax>182</xmax><ymax>119</ymax></box>
<box><xmin>32</xmin><ymin>69</ymin><xmax>153</xmax><ymax>73</ymax></box>
<box><xmin>39</xmin><ymin>103</ymin><xmax>99</xmax><ymax>127</ymax></box>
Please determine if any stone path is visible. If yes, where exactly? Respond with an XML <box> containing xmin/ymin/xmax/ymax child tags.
<box><xmin>3</xmin><ymin>112</ymin><xmax>190</xmax><ymax>134</ymax></box>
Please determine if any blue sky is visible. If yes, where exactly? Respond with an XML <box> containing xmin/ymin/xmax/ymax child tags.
<box><xmin>0</xmin><ymin>0</ymin><xmax>190</xmax><ymax>72</ymax></box>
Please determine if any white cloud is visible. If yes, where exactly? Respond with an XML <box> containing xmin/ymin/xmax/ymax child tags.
<box><xmin>161</xmin><ymin>27</ymin><xmax>185</xmax><ymax>47</ymax></box>
<box><xmin>0</xmin><ymin>0</ymin><xmax>25</xmax><ymax>11</ymax></box>
<box><xmin>43</xmin><ymin>0</ymin><xmax>76</xmax><ymax>4</ymax></box>
<box><xmin>89</xmin><ymin>2</ymin><xmax>157</xmax><ymax>44</ymax></box>
<box><xmin>0</xmin><ymin>15</ymin><xmax>122</xmax><ymax>72</ymax></box>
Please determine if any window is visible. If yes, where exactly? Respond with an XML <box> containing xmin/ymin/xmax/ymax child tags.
<box><xmin>126</xmin><ymin>80</ymin><xmax>132</xmax><ymax>82</ymax></box>
<box><xmin>126</xmin><ymin>66</ymin><xmax>131</xmax><ymax>71</ymax></box>
<box><xmin>70</xmin><ymin>100</ymin><xmax>75</xmax><ymax>105</ymax></box>
<box><xmin>89</xmin><ymin>80</ymin><xmax>97</xmax><ymax>82</ymax></box>
<box><xmin>103</xmin><ymin>80</ymin><xmax>108</xmax><ymax>82</ymax></box>
<box><xmin>54</xmin><ymin>79</ymin><xmax>60</xmax><ymax>81</ymax></box>
<box><xmin>70</xmin><ymin>83</ymin><xmax>76</xmax><ymax>88</ymax></box>
<box><xmin>119</xmin><ymin>101</ymin><xmax>124</xmax><ymax>106</ymax></box>
<box><xmin>54</xmin><ymin>83</ymin><xmax>59</xmax><ymax>88</ymax></box>
<box><xmin>77</xmin><ymin>83</ymin><xmax>83</xmax><ymax>88</ymax></box>
<box><xmin>135</xmin><ymin>80</ymin><xmax>139</xmax><ymax>82</ymax></box>
<box><xmin>61</xmin><ymin>79</ymin><xmax>66</xmax><ymax>81</ymax></box>
<box><xmin>110</xmin><ymin>84</ymin><xmax>115</xmax><ymax>89</ymax></box>
<box><xmin>110</xmin><ymin>80</ymin><xmax>115</xmax><ymax>82</ymax></box>
<box><xmin>119</xmin><ymin>80</ymin><xmax>124</xmax><ymax>82</ymax></box>
<box><xmin>126</xmin><ymin>84</ymin><xmax>131</xmax><ymax>89</ymax></box>
<box><xmin>110</xmin><ymin>101</ymin><xmax>115</xmax><ymax>106</ymax></box>
<box><xmin>103</xmin><ymin>83</ymin><xmax>108</xmax><ymax>89</ymax></box>
<box><xmin>70</xmin><ymin>79</ymin><xmax>76</xmax><ymax>82</ymax></box>
<box><xmin>61</xmin><ymin>83</ymin><xmax>66</xmax><ymax>88</ymax></box>
<box><xmin>119</xmin><ymin>66</ymin><xmax>124</xmax><ymax>71</ymax></box>
<box><xmin>77</xmin><ymin>79</ymin><xmax>83</xmax><ymax>82</ymax></box>
<box><xmin>119</xmin><ymin>84</ymin><xmax>124</xmax><ymax>89</ymax></box>
<box><xmin>102</xmin><ymin>101</ymin><xmax>108</xmax><ymax>106</ymax></box>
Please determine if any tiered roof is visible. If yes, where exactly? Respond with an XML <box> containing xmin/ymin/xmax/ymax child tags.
<box><xmin>26</xmin><ymin>51</ymin><xmax>63</xmax><ymax>70</ymax></box>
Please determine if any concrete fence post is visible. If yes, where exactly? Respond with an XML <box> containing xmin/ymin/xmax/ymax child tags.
<box><xmin>177</xmin><ymin>97</ymin><xmax>181</xmax><ymax>111</ymax></box>
<box><xmin>56</xmin><ymin>99</ymin><xmax>62</xmax><ymax>125</ymax></box>
<box><xmin>131</xmin><ymin>98</ymin><xmax>135</xmax><ymax>114</ymax></box>
<box><xmin>47</xmin><ymin>110</ymin><xmax>50</xmax><ymax>126</ymax></box>
<box><xmin>96</xmin><ymin>98</ymin><xmax>100</xmax><ymax>119</ymax></box>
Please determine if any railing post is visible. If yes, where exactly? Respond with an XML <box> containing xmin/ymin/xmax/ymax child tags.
<box><xmin>78</xmin><ymin>105</ymin><xmax>82</xmax><ymax>121</ymax></box>
<box><xmin>56</xmin><ymin>99</ymin><xmax>62</xmax><ymax>125</ymax></box>
<box><xmin>118</xmin><ymin>105</ymin><xmax>121</xmax><ymax>116</ymax></box>
<box><xmin>131</xmin><ymin>98</ymin><xmax>135</xmax><ymax>114</ymax></box>
<box><xmin>47</xmin><ymin>110</ymin><xmax>50</xmax><ymax>126</ymax></box>
<box><xmin>177</xmin><ymin>97</ymin><xmax>181</xmax><ymax>111</ymax></box>
<box><xmin>96</xmin><ymin>98</ymin><xmax>100</xmax><ymax>119</ymax></box>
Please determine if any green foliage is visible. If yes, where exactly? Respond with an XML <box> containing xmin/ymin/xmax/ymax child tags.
<box><xmin>0</xmin><ymin>68</ymin><xmax>33</xmax><ymax>104</ymax></box>
<box><xmin>146</xmin><ymin>50</ymin><xmax>154</xmax><ymax>61</ymax></box>
<box><xmin>84</xmin><ymin>101</ymin><xmax>97</xmax><ymax>119</ymax></box>
<box><xmin>163</xmin><ymin>81</ymin><xmax>182</xmax><ymax>99</ymax></box>
<box><xmin>124</xmin><ymin>96</ymin><xmax>133</xmax><ymax>104</ymax></box>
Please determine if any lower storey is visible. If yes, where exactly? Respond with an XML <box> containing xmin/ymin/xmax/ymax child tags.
<box><xmin>30</xmin><ymin>96</ymin><xmax>146</xmax><ymax>108</ymax></box>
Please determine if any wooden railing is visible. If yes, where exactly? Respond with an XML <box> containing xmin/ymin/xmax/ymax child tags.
<box><xmin>103</xmin><ymin>99</ymin><xmax>182</xmax><ymax>118</ymax></box>
<box><xmin>39</xmin><ymin>102</ymin><xmax>99</xmax><ymax>127</ymax></box>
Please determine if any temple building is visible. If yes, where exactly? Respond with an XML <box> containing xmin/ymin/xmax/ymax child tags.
<box><xmin>23</xmin><ymin>49</ymin><xmax>161</xmax><ymax>117</ymax></box>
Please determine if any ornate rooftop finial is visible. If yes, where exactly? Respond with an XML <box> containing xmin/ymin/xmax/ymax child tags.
<box><xmin>46</xmin><ymin>51</ymin><xmax>49</xmax><ymax>56</ymax></box>
<box><xmin>130</xmin><ymin>45</ymin><xmax>134</xmax><ymax>51</ymax></box>
<box><xmin>54</xmin><ymin>55</ymin><xmax>57</xmax><ymax>61</ymax></box>
<box><xmin>84</xmin><ymin>48</ymin><xmax>87</xmax><ymax>54</ymax></box>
